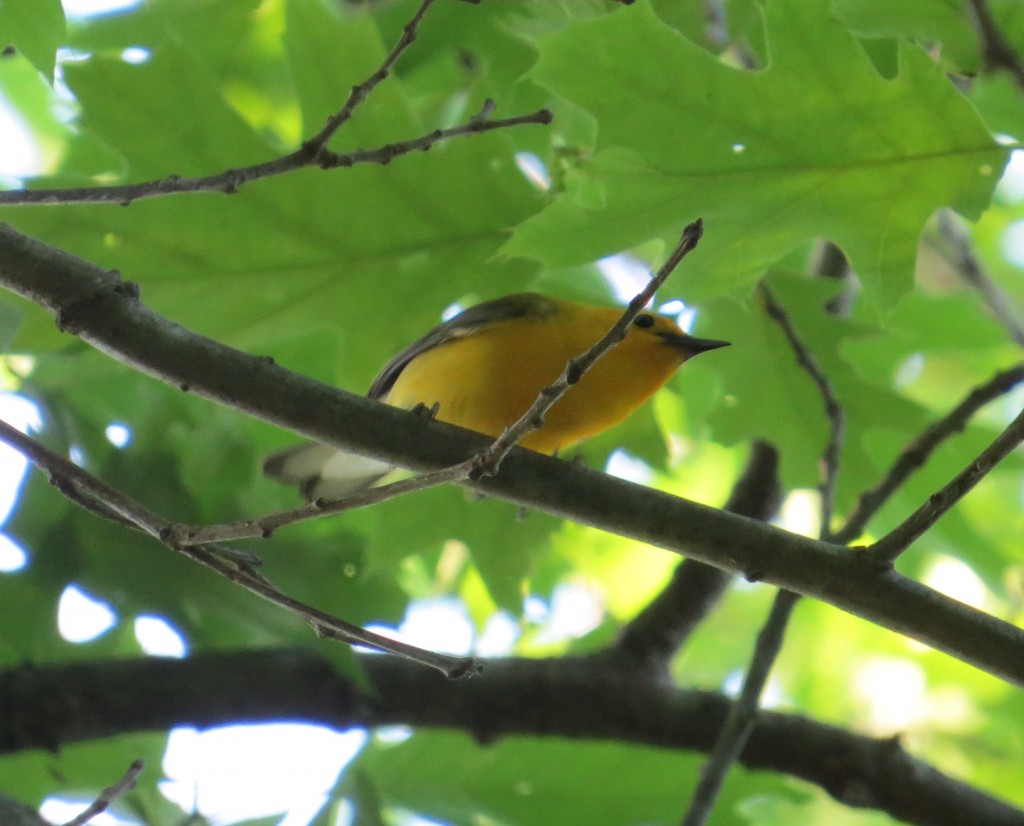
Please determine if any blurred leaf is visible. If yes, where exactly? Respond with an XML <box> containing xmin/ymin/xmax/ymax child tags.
<box><xmin>0</xmin><ymin>0</ymin><xmax>64</xmax><ymax>81</ymax></box>
<box><xmin>0</xmin><ymin>733</ymin><xmax>167</xmax><ymax>811</ymax></box>
<box><xmin>358</xmin><ymin>731</ymin><xmax>803</xmax><ymax>826</ymax></box>
<box><xmin>832</xmin><ymin>0</ymin><xmax>979</xmax><ymax>73</ymax></box>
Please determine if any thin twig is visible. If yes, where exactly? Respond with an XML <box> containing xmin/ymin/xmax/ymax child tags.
<box><xmin>835</xmin><ymin>362</ymin><xmax>1024</xmax><ymax>545</ymax></box>
<box><xmin>470</xmin><ymin>219</ymin><xmax>705</xmax><ymax>478</ymax></box>
<box><xmin>0</xmin><ymin>107</ymin><xmax>551</xmax><ymax>207</ymax></box>
<box><xmin>681</xmin><ymin>591</ymin><xmax>799</xmax><ymax>826</ymax></box>
<box><xmin>164</xmin><ymin>220</ymin><xmax>705</xmax><ymax>545</ymax></box>
<box><xmin>935</xmin><ymin>210</ymin><xmax>1024</xmax><ymax>348</ymax></box>
<box><xmin>166</xmin><ymin>463</ymin><xmax>470</xmax><ymax>545</ymax></box>
<box><xmin>870</xmin><ymin>407</ymin><xmax>1024</xmax><ymax>563</ymax></box>
<box><xmin>683</xmin><ymin>281</ymin><xmax>847</xmax><ymax>826</ymax></box>
<box><xmin>304</xmin><ymin>0</ymin><xmax>436</xmax><ymax>153</ymax></box>
<box><xmin>966</xmin><ymin>0</ymin><xmax>1024</xmax><ymax>91</ymax></box>
<box><xmin>757</xmin><ymin>283</ymin><xmax>845</xmax><ymax>539</ymax></box>
<box><xmin>0</xmin><ymin>419</ymin><xmax>476</xmax><ymax>678</ymax></box>
<box><xmin>0</xmin><ymin>0</ymin><xmax>550</xmax><ymax>207</ymax></box>
<box><xmin>61</xmin><ymin>759</ymin><xmax>144</xmax><ymax>826</ymax></box>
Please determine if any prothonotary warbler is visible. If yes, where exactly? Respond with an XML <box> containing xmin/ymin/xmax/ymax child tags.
<box><xmin>264</xmin><ymin>292</ymin><xmax>729</xmax><ymax>500</ymax></box>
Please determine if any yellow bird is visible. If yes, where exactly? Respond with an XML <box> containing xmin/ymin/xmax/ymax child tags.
<box><xmin>265</xmin><ymin>293</ymin><xmax>729</xmax><ymax>500</ymax></box>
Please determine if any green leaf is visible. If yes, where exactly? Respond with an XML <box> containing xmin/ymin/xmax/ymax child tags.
<box><xmin>6</xmin><ymin>3</ymin><xmax>543</xmax><ymax>391</ymax></box>
<box><xmin>509</xmin><ymin>0</ymin><xmax>1008</xmax><ymax>312</ymax></box>
<box><xmin>0</xmin><ymin>0</ymin><xmax>64</xmax><ymax>81</ymax></box>
<box><xmin>0</xmin><ymin>733</ymin><xmax>167</xmax><ymax>811</ymax></box>
<box><xmin>359</xmin><ymin>731</ymin><xmax>802</xmax><ymax>826</ymax></box>
<box><xmin>832</xmin><ymin>0</ymin><xmax>980</xmax><ymax>73</ymax></box>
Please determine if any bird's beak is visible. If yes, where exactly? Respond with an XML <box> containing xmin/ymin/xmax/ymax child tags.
<box><xmin>659</xmin><ymin>331</ymin><xmax>731</xmax><ymax>356</ymax></box>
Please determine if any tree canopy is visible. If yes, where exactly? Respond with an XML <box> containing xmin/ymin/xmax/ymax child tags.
<box><xmin>0</xmin><ymin>0</ymin><xmax>1023</xmax><ymax>824</ymax></box>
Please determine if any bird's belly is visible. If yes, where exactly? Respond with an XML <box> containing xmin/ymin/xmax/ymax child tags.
<box><xmin>382</xmin><ymin>330</ymin><xmax>670</xmax><ymax>454</ymax></box>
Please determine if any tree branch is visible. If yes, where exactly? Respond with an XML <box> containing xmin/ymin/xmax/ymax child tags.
<box><xmin>836</xmin><ymin>362</ymin><xmax>1024</xmax><ymax>545</ymax></box>
<box><xmin>757</xmin><ymin>282</ymin><xmax>845</xmax><ymax>539</ymax></box>
<box><xmin>681</xmin><ymin>590</ymin><xmax>799</xmax><ymax>826</ymax></box>
<box><xmin>0</xmin><ymin>222</ymin><xmax>704</xmax><ymax>671</ymax></box>
<box><xmin>0</xmin><ymin>797</ymin><xmax>50</xmax><ymax>826</ymax></box>
<box><xmin>0</xmin><ymin>106</ymin><xmax>551</xmax><ymax>207</ymax></box>
<box><xmin>934</xmin><ymin>211</ymin><xmax>1024</xmax><ymax>348</ymax></box>
<box><xmin>303</xmin><ymin>0</ymin><xmax>437</xmax><ymax>154</ymax></box>
<box><xmin>966</xmin><ymin>0</ymin><xmax>1024</xmax><ymax>92</ymax></box>
<box><xmin>469</xmin><ymin>220</ymin><xmax>704</xmax><ymax>478</ymax></box>
<box><xmin>1</xmin><ymin>222</ymin><xmax>1023</xmax><ymax>685</ymax></box>
<box><xmin>602</xmin><ymin>440</ymin><xmax>780</xmax><ymax>673</ymax></box>
<box><xmin>60</xmin><ymin>760</ymin><xmax>144</xmax><ymax>826</ymax></box>
<box><xmin>0</xmin><ymin>0</ymin><xmax>551</xmax><ymax>208</ymax></box>
<box><xmin>2</xmin><ymin>650</ymin><xmax>1021</xmax><ymax>826</ymax></box>
<box><xmin>870</xmin><ymin>407</ymin><xmax>1024</xmax><ymax>563</ymax></box>
<box><xmin>0</xmin><ymin>418</ymin><xmax>477</xmax><ymax>679</ymax></box>
<box><xmin>685</xmin><ymin>284</ymin><xmax>848</xmax><ymax>826</ymax></box>
<box><xmin>164</xmin><ymin>221</ymin><xmax>705</xmax><ymax>548</ymax></box>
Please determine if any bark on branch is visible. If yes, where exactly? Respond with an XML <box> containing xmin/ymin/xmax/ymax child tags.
<box><xmin>1</xmin><ymin>650</ymin><xmax>1020</xmax><ymax>826</ymax></box>
<box><xmin>1</xmin><ymin>222</ymin><xmax>1023</xmax><ymax>686</ymax></box>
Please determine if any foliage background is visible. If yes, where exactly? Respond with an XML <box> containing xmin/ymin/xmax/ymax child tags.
<box><xmin>0</xmin><ymin>0</ymin><xmax>1023</xmax><ymax>823</ymax></box>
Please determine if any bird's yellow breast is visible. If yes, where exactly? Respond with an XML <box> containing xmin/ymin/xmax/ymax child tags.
<box><xmin>382</xmin><ymin>304</ymin><xmax>687</xmax><ymax>454</ymax></box>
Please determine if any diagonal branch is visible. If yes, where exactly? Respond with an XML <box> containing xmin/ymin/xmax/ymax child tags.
<box><xmin>681</xmin><ymin>590</ymin><xmax>800</xmax><ymax>826</ymax></box>
<box><xmin>304</xmin><ymin>0</ymin><xmax>436</xmax><ymax>154</ymax></box>
<box><xmin>757</xmin><ymin>282</ymin><xmax>845</xmax><ymax>539</ymax></box>
<box><xmin>0</xmin><ymin>106</ymin><xmax>551</xmax><ymax>207</ymax></box>
<box><xmin>935</xmin><ymin>211</ymin><xmax>1024</xmax><ymax>348</ymax></box>
<box><xmin>2</xmin><ymin>222</ymin><xmax>1024</xmax><ymax>685</ymax></box>
<box><xmin>602</xmin><ymin>440</ymin><xmax>780</xmax><ymax>673</ymax></box>
<box><xmin>870</xmin><ymin>407</ymin><xmax>1024</xmax><ymax>563</ymax></box>
<box><xmin>0</xmin><ymin>418</ymin><xmax>477</xmax><ymax>679</ymax></box>
<box><xmin>683</xmin><ymin>284</ymin><xmax>847</xmax><ymax>826</ymax></box>
<box><xmin>835</xmin><ymin>362</ymin><xmax>1024</xmax><ymax>545</ymax></box>
<box><xmin>469</xmin><ymin>220</ymin><xmax>704</xmax><ymax>478</ymax></box>
<box><xmin>61</xmin><ymin>760</ymin><xmax>144</xmax><ymax>826</ymax></box>
<box><xmin>160</xmin><ymin>220</ymin><xmax>704</xmax><ymax>546</ymax></box>
<box><xmin>966</xmin><ymin>0</ymin><xmax>1024</xmax><ymax>92</ymax></box>
<box><xmin>0</xmin><ymin>0</ymin><xmax>550</xmax><ymax>208</ymax></box>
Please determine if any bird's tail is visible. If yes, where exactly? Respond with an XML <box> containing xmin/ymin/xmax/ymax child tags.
<box><xmin>263</xmin><ymin>443</ymin><xmax>392</xmax><ymax>501</ymax></box>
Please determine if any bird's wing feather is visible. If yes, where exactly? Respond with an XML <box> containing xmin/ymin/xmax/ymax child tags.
<box><xmin>367</xmin><ymin>293</ymin><xmax>558</xmax><ymax>399</ymax></box>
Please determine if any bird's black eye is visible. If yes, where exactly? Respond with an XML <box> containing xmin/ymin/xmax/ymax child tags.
<box><xmin>633</xmin><ymin>313</ymin><xmax>655</xmax><ymax>329</ymax></box>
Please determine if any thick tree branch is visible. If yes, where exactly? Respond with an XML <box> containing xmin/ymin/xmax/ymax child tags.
<box><xmin>1</xmin><ymin>223</ymin><xmax>1023</xmax><ymax>685</ymax></box>
<box><xmin>0</xmin><ymin>797</ymin><xmax>49</xmax><ymax>826</ymax></box>
<box><xmin>21</xmin><ymin>221</ymin><xmax>703</xmax><ymax>552</ymax></box>
<box><xmin>603</xmin><ymin>440</ymin><xmax>780</xmax><ymax>673</ymax></box>
<box><xmin>1</xmin><ymin>650</ymin><xmax>1021</xmax><ymax>826</ymax></box>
